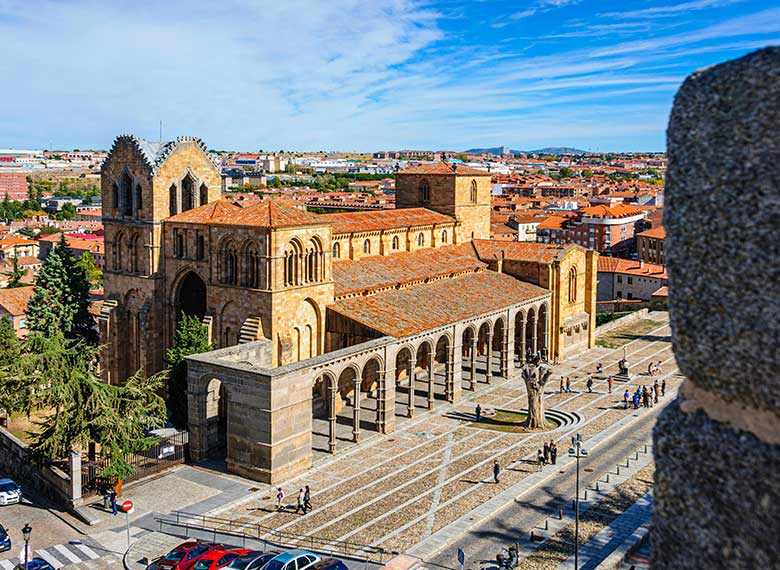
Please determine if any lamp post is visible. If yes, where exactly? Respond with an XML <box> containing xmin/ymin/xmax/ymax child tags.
<box><xmin>21</xmin><ymin>523</ymin><xmax>32</xmax><ymax>570</ymax></box>
<box><xmin>568</xmin><ymin>434</ymin><xmax>588</xmax><ymax>569</ymax></box>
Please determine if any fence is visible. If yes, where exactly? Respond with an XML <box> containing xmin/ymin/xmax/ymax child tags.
<box><xmin>81</xmin><ymin>431</ymin><xmax>189</xmax><ymax>495</ymax></box>
<box><xmin>155</xmin><ymin>511</ymin><xmax>394</xmax><ymax>565</ymax></box>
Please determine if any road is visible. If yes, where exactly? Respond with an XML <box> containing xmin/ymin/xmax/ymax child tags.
<box><xmin>426</xmin><ymin>404</ymin><xmax>661</xmax><ymax>570</ymax></box>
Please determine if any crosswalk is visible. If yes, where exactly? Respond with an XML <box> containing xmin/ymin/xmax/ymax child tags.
<box><xmin>0</xmin><ymin>540</ymin><xmax>101</xmax><ymax>570</ymax></box>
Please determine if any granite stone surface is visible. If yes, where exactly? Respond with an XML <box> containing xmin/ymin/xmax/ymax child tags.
<box><xmin>665</xmin><ymin>46</ymin><xmax>780</xmax><ymax>413</ymax></box>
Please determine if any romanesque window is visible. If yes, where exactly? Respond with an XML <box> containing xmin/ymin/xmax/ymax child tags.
<box><xmin>284</xmin><ymin>239</ymin><xmax>303</xmax><ymax>286</ymax></box>
<box><xmin>569</xmin><ymin>266</ymin><xmax>578</xmax><ymax>303</ymax></box>
<box><xmin>305</xmin><ymin>238</ymin><xmax>322</xmax><ymax>283</ymax></box>
<box><xmin>182</xmin><ymin>172</ymin><xmax>196</xmax><ymax>212</ymax></box>
<box><xmin>199</xmin><ymin>183</ymin><xmax>208</xmax><ymax>206</ymax></box>
<box><xmin>245</xmin><ymin>246</ymin><xmax>261</xmax><ymax>288</ymax></box>
<box><xmin>111</xmin><ymin>183</ymin><xmax>119</xmax><ymax>212</ymax></box>
<box><xmin>120</xmin><ymin>171</ymin><xmax>133</xmax><ymax>217</ymax></box>
<box><xmin>417</xmin><ymin>233</ymin><xmax>424</xmax><ymax>247</ymax></box>
<box><xmin>169</xmin><ymin>184</ymin><xmax>178</xmax><ymax>216</ymax></box>
<box><xmin>196</xmin><ymin>234</ymin><xmax>205</xmax><ymax>260</ymax></box>
<box><xmin>441</xmin><ymin>230</ymin><xmax>448</xmax><ymax>244</ymax></box>
<box><xmin>363</xmin><ymin>239</ymin><xmax>371</xmax><ymax>254</ymax></box>
<box><xmin>173</xmin><ymin>230</ymin><xmax>184</xmax><ymax>258</ymax></box>
<box><xmin>391</xmin><ymin>236</ymin><xmax>399</xmax><ymax>250</ymax></box>
<box><xmin>113</xmin><ymin>231</ymin><xmax>124</xmax><ymax>270</ymax></box>
<box><xmin>129</xmin><ymin>235</ymin><xmax>140</xmax><ymax>273</ymax></box>
<box><xmin>222</xmin><ymin>244</ymin><xmax>238</xmax><ymax>285</ymax></box>
<box><xmin>332</xmin><ymin>242</ymin><xmax>340</xmax><ymax>259</ymax></box>
<box><xmin>135</xmin><ymin>184</ymin><xmax>143</xmax><ymax>214</ymax></box>
<box><xmin>420</xmin><ymin>179</ymin><xmax>431</xmax><ymax>203</ymax></box>
<box><xmin>470</xmin><ymin>179</ymin><xmax>478</xmax><ymax>203</ymax></box>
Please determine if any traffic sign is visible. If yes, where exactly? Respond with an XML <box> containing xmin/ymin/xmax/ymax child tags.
<box><xmin>121</xmin><ymin>500</ymin><xmax>134</xmax><ymax>513</ymax></box>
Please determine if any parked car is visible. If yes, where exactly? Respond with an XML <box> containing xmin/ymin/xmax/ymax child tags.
<box><xmin>192</xmin><ymin>549</ymin><xmax>251</xmax><ymax>570</ymax></box>
<box><xmin>12</xmin><ymin>559</ymin><xmax>55</xmax><ymax>570</ymax></box>
<box><xmin>226</xmin><ymin>551</ymin><xmax>280</xmax><ymax>570</ymax></box>
<box><xmin>0</xmin><ymin>524</ymin><xmax>10</xmax><ymax>552</ymax></box>
<box><xmin>262</xmin><ymin>550</ymin><xmax>321</xmax><ymax>570</ymax></box>
<box><xmin>308</xmin><ymin>559</ymin><xmax>348</xmax><ymax>570</ymax></box>
<box><xmin>158</xmin><ymin>542</ymin><xmax>224</xmax><ymax>570</ymax></box>
<box><xmin>0</xmin><ymin>478</ymin><xmax>21</xmax><ymax>505</ymax></box>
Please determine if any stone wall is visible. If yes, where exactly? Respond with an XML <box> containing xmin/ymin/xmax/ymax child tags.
<box><xmin>654</xmin><ymin>47</ymin><xmax>780</xmax><ymax>569</ymax></box>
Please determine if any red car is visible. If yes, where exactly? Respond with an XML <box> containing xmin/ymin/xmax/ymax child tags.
<box><xmin>192</xmin><ymin>549</ymin><xmax>252</xmax><ymax>570</ymax></box>
<box><xmin>159</xmin><ymin>542</ymin><xmax>224</xmax><ymax>570</ymax></box>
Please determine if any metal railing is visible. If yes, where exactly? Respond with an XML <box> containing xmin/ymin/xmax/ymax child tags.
<box><xmin>155</xmin><ymin>511</ymin><xmax>395</xmax><ymax>565</ymax></box>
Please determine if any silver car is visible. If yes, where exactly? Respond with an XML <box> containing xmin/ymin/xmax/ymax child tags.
<box><xmin>0</xmin><ymin>478</ymin><xmax>21</xmax><ymax>505</ymax></box>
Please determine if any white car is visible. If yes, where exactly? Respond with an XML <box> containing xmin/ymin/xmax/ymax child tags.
<box><xmin>0</xmin><ymin>478</ymin><xmax>21</xmax><ymax>505</ymax></box>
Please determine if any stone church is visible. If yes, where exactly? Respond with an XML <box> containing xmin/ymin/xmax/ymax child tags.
<box><xmin>100</xmin><ymin>135</ymin><xmax>597</xmax><ymax>482</ymax></box>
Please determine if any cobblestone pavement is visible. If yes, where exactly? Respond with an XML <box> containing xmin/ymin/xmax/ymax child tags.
<box><xmin>198</xmin><ymin>313</ymin><xmax>679</xmax><ymax>557</ymax></box>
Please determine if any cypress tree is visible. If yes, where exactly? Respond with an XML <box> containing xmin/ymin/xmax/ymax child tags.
<box><xmin>3</xmin><ymin>256</ymin><xmax>28</xmax><ymax>288</ymax></box>
<box><xmin>166</xmin><ymin>313</ymin><xmax>212</xmax><ymax>429</ymax></box>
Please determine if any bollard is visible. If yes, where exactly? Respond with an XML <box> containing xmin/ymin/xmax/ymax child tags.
<box><xmin>617</xmin><ymin>466</ymin><xmax>621</xmax><ymax>475</ymax></box>
<box><xmin>635</xmin><ymin>452</ymin><xmax>640</xmax><ymax>461</ymax></box>
<box><xmin>559</xmin><ymin>509</ymin><xmax>563</xmax><ymax>520</ymax></box>
<box><xmin>584</xmin><ymin>490</ymin><xmax>588</xmax><ymax>500</ymax></box>
<box><xmin>605</xmin><ymin>474</ymin><xmax>610</xmax><ymax>482</ymax></box>
<box><xmin>572</xmin><ymin>499</ymin><xmax>576</xmax><ymax>509</ymax></box>
<box><xmin>644</xmin><ymin>444</ymin><xmax>648</xmax><ymax>453</ymax></box>
<box><xmin>545</xmin><ymin>519</ymin><xmax>549</xmax><ymax>530</ymax></box>
<box><xmin>595</xmin><ymin>482</ymin><xmax>600</xmax><ymax>491</ymax></box>
<box><xmin>530</xmin><ymin>531</ymin><xmax>535</xmax><ymax>541</ymax></box>
<box><xmin>626</xmin><ymin>459</ymin><xmax>630</xmax><ymax>467</ymax></box>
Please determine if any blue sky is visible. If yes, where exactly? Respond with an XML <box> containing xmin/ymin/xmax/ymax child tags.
<box><xmin>0</xmin><ymin>0</ymin><xmax>778</xmax><ymax>152</ymax></box>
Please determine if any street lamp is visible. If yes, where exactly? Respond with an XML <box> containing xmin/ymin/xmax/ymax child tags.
<box><xmin>21</xmin><ymin>523</ymin><xmax>32</xmax><ymax>570</ymax></box>
<box><xmin>568</xmin><ymin>434</ymin><xmax>589</xmax><ymax>570</ymax></box>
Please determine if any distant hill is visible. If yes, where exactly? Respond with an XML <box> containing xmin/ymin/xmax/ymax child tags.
<box><xmin>463</xmin><ymin>146</ymin><xmax>589</xmax><ymax>155</ymax></box>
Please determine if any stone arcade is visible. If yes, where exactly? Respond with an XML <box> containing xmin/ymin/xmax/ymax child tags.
<box><xmin>99</xmin><ymin>135</ymin><xmax>598</xmax><ymax>482</ymax></box>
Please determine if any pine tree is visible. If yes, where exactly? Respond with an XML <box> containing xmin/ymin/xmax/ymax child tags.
<box><xmin>27</xmin><ymin>235</ymin><xmax>96</xmax><ymax>343</ymax></box>
<box><xmin>166</xmin><ymin>313</ymin><xmax>213</xmax><ymax>429</ymax></box>
<box><xmin>2</xmin><ymin>256</ymin><xmax>28</xmax><ymax>288</ymax></box>
<box><xmin>0</xmin><ymin>315</ymin><xmax>19</xmax><ymax>368</ymax></box>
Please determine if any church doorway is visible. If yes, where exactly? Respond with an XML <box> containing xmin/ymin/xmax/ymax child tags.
<box><xmin>177</xmin><ymin>271</ymin><xmax>207</xmax><ymax>320</ymax></box>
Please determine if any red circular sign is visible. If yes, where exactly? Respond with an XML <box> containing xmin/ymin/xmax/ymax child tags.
<box><xmin>121</xmin><ymin>500</ymin><xmax>134</xmax><ymax>512</ymax></box>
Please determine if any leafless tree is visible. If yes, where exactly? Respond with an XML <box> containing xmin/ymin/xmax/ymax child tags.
<box><xmin>521</xmin><ymin>364</ymin><xmax>553</xmax><ymax>429</ymax></box>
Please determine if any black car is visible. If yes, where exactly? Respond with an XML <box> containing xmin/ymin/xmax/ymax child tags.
<box><xmin>307</xmin><ymin>559</ymin><xmax>348</xmax><ymax>570</ymax></box>
<box><xmin>226</xmin><ymin>551</ymin><xmax>279</xmax><ymax>570</ymax></box>
<box><xmin>0</xmin><ymin>524</ymin><xmax>10</xmax><ymax>552</ymax></box>
<box><xmin>13</xmin><ymin>559</ymin><xmax>55</xmax><ymax>570</ymax></box>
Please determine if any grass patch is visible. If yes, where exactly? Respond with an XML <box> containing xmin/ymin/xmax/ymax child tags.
<box><xmin>469</xmin><ymin>409</ymin><xmax>559</xmax><ymax>433</ymax></box>
<box><xmin>596</xmin><ymin>319</ymin><xmax>661</xmax><ymax>348</ymax></box>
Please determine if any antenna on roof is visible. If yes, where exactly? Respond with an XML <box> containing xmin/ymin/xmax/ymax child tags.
<box><xmin>159</xmin><ymin>120</ymin><xmax>163</xmax><ymax>143</ymax></box>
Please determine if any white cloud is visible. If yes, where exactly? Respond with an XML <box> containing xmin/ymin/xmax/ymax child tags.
<box><xmin>601</xmin><ymin>0</ymin><xmax>744</xmax><ymax>19</ymax></box>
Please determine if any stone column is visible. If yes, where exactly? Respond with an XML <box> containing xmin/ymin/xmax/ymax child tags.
<box><xmin>427</xmin><ymin>352</ymin><xmax>435</xmax><ymax>410</ymax></box>
<box><xmin>328</xmin><ymin>381</ymin><xmax>337</xmax><ymax>454</ymax></box>
<box><xmin>450</xmin><ymin>343</ymin><xmax>462</xmax><ymax>403</ymax></box>
<box><xmin>530</xmin><ymin>316</ymin><xmax>537</xmax><ymax>356</ymax></box>
<box><xmin>485</xmin><ymin>331</ymin><xmax>493</xmax><ymax>384</ymax></box>
<box><xmin>519</xmin><ymin>315</ymin><xmax>527</xmax><ymax>365</ymax></box>
<box><xmin>352</xmin><ymin>378</ymin><xmax>361</xmax><ymax>443</ymax></box>
<box><xmin>376</xmin><ymin>369</ymin><xmax>386</xmax><ymax>434</ymax></box>
<box><xmin>654</xmin><ymin>47</ymin><xmax>780</xmax><ymax>570</ymax></box>
<box><xmin>407</xmin><ymin>364</ymin><xmax>415</xmax><ymax>418</ymax></box>
<box><xmin>188</xmin><ymin>392</ymin><xmax>209</xmax><ymax>461</ymax></box>
<box><xmin>68</xmin><ymin>451</ymin><xmax>82</xmax><ymax>505</ymax></box>
<box><xmin>501</xmin><ymin>325</ymin><xmax>510</xmax><ymax>379</ymax></box>
<box><xmin>470</xmin><ymin>338</ymin><xmax>478</xmax><ymax>390</ymax></box>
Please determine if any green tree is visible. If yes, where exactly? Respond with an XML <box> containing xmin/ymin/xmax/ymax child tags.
<box><xmin>54</xmin><ymin>202</ymin><xmax>77</xmax><ymax>221</ymax></box>
<box><xmin>165</xmin><ymin>313</ymin><xmax>212</xmax><ymax>429</ymax></box>
<box><xmin>0</xmin><ymin>315</ymin><xmax>19</xmax><ymax>369</ymax></box>
<box><xmin>558</xmin><ymin>167</ymin><xmax>574</xmax><ymax>178</ymax></box>
<box><xmin>582</xmin><ymin>169</ymin><xmax>594</xmax><ymax>178</ymax></box>
<box><xmin>76</xmin><ymin>252</ymin><xmax>102</xmax><ymax>286</ymax></box>
<box><xmin>455</xmin><ymin>153</ymin><xmax>469</xmax><ymax>162</ymax></box>
<box><xmin>27</xmin><ymin>235</ymin><xmax>96</xmax><ymax>343</ymax></box>
<box><xmin>3</xmin><ymin>257</ymin><xmax>28</xmax><ymax>288</ymax></box>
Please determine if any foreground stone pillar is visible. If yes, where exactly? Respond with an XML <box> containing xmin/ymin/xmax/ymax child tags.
<box><xmin>485</xmin><ymin>331</ymin><xmax>493</xmax><ymax>384</ymax></box>
<box><xmin>407</xmin><ymin>365</ymin><xmax>415</xmax><ymax>418</ymax></box>
<box><xmin>469</xmin><ymin>338</ymin><xmax>478</xmax><ymax>390</ymax></box>
<box><xmin>328</xmin><ymin>381</ymin><xmax>337</xmax><ymax>454</ymax></box>
<box><xmin>519</xmin><ymin>314</ymin><xmax>526</xmax><ymax>365</ymax></box>
<box><xmin>427</xmin><ymin>352</ymin><xmax>435</xmax><ymax>410</ymax></box>
<box><xmin>654</xmin><ymin>47</ymin><xmax>780</xmax><ymax>570</ymax></box>
<box><xmin>352</xmin><ymin>378</ymin><xmax>361</xmax><ymax>443</ymax></box>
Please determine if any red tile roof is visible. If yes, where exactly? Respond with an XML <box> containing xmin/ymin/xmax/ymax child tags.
<box><xmin>597</xmin><ymin>256</ymin><xmax>667</xmax><ymax>278</ymax></box>
<box><xmin>580</xmin><ymin>203</ymin><xmax>643</xmax><ymax>219</ymax></box>
<box><xmin>636</xmin><ymin>226</ymin><xmax>666</xmax><ymax>239</ymax></box>
<box><xmin>166</xmin><ymin>198</ymin><xmax>327</xmax><ymax>228</ymax></box>
<box><xmin>329</xmin><ymin>270</ymin><xmax>548</xmax><ymax>337</ymax></box>
<box><xmin>321</xmin><ymin>208</ymin><xmax>454</xmax><ymax>235</ymax></box>
<box><xmin>333</xmin><ymin>243</ymin><xmax>485</xmax><ymax>297</ymax></box>
<box><xmin>536</xmin><ymin>215</ymin><xmax>568</xmax><ymax>230</ymax></box>
<box><xmin>471</xmin><ymin>239</ymin><xmax>573</xmax><ymax>264</ymax></box>
<box><xmin>0</xmin><ymin>285</ymin><xmax>34</xmax><ymax>316</ymax></box>
<box><xmin>397</xmin><ymin>161</ymin><xmax>491</xmax><ymax>176</ymax></box>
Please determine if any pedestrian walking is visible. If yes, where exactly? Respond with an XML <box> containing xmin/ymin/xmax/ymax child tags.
<box><xmin>643</xmin><ymin>389</ymin><xmax>650</xmax><ymax>408</ymax></box>
<box><xmin>537</xmin><ymin>449</ymin><xmax>544</xmax><ymax>471</ymax></box>
<box><xmin>657</xmin><ymin>361</ymin><xmax>663</xmax><ymax>375</ymax></box>
<box><xmin>632</xmin><ymin>392</ymin><xmax>639</xmax><ymax>409</ymax></box>
<box><xmin>276</xmin><ymin>487</ymin><xmax>285</xmax><ymax>510</ymax></box>
<box><xmin>543</xmin><ymin>441</ymin><xmax>550</xmax><ymax>464</ymax></box>
<box><xmin>586</xmin><ymin>376</ymin><xmax>593</xmax><ymax>393</ymax></box>
<box><xmin>475</xmin><ymin>403</ymin><xmax>482</xmax><ymax>422</ymax></box>
<box><xmin>554</xmin><ymin>351</ymin><xmax>559</xmax><ymax>365</ymax></box>
<box><xmin>596</xmin><ymin>363</ymin><xmax>603</xmax><ymax>375</ymax></box>
<box><xmin>654</xmin><ymin>381</ymin><xmax>659</xmax><ymax>404</ymax></box>
<box><xmin>661</xmin><ymin>379</ymin><xmax>666</xmax><ymax>396</ymax></box>
<box><xmin>566</xmin><ymin>377</ymin><xmax>571</xmax><ymax>393</ymax></box>
<box><xmin>304</xmin><ymin>485</ymin><xmax>312</xmax><ymax>511</ymax></box>
<box><xmin>608</xmin><ymin>375</ymin><xmax>613</xmax><ymax>394</ymax></box>
<box><xmin>493</xmin><ymin>460</ymin><xmax>501</xmax><ymax>483</ymax></box>
<box><xmin>295</xmin><ymin>488</ymin><xmax>307</xmax><ymax>514</ymax></box>
<box><xmin>560</xmin><ymin>377</ymin><xmax>564</xmax><ymax>394</ymax></box>
<box><xmin>550</xmin><ymin>442</ymin><xmax>558</xmax><ymax>465</ymax></box>
<box><xmin>623</xmin><ymin>389</ymin><xmax>630</xmax><ymax>409</ymax></box>
<box><xmin>648</xmin><ymin>362</ymin><xmax>654</xmax><ymax>376</ymax></box>
<box><xmin>110</xmin><ymin>491</ymin><xmax>118</xmax><ymax>516</ymax></box>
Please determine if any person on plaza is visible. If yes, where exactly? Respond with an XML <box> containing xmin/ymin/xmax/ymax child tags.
<box><xmin>596</xmin><ymin>363</ymin><xmax>603</xmax><ymax>375</ymax></box>
<box><xmin>550</xmin><ymin>441</ymin><xmax>558</xmax><ymax>465</ymax></box>
<box><xmin>662</xmin><ymin>378</ymin><xmax>666</xmax><ymax>396</ymax></box>
<box><xmin>586</xmin><ymin>376</ymin><xmax>593</xmax><ymax>393</ymax></box>
<box><xmin>654</xmin><ymin>381</ymin><xmax>660</xmax><ymax>404</ymax></box>
<box><xmin>475</xmin><ymin>403</ymin><xmax>482</xmax><ymax>422</ymax></box>
<box><xmin>566</xmin><ymin>377</ymin><xmax>572</xmax><ymax>393</ymax></box>
<box><xmin>560</xmin><ymin>377</ymin><xmax>565</xmax><ymax>394</ymax></box>
<box><xmin>543</xmin><ymin>441</ymin><xmax>550</xmax><ymax>464</ymax></box>
<box><xmin>643</xmin><ymin>388</ymin><xmax>650</xmax><ymax>408</ymax></box>
<box><xmin>623</xmin><ymin>389</ymin><xmax>630</xmax><ymax>409</ymax></box>
<box><xmin>295</xmin><ymin>488</ymin><xmax>307</xmax><ymax>514</ymax></box>
<box><xmin>632</xmin><ymin>391</ymin><xmax>640</xmax><ymax>410</ymax></box>
<box><xmin>276</xmin><ymin>487</ymin><xmax>285</xmax><ymax>510</ymax></box>
<box><xmin>304</xmin><ymin>485</ymin><xmax>312</xmax><ymax>511</ymax></box>
<box><xmin>537</xmin><ymin>449</ymin><xmax>545</xmax><ymax>470</ymax></box>
<box><xmin>110</xmin><ymin>490</ymin><xmax>118</xmax><ymax>516</ymax></box>
<box><xmin>647</xmin><ymin>362</ymin><xmax>654</xmax><ymax>376</ymax></box>
<box><xmin>656</xmin><ymin>361</ymin><xmax>663</xmax><ymax>375</ymax></box>
<box><xmin>553</xmin><ymin>351</ymin><xmax>559</xmax><ymax>365</ymax></box>
<box><xmin>607</xmin><ymin>375</ymin><xmax>614</xmax><ymax>394</ymax></box>
<box><xmin>493</xmin><ymin>460</ymin><xmax>501</xmax><ymax>483</ymax></box>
